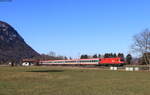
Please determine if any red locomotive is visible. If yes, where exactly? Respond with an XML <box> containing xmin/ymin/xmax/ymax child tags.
<box><xmin>100</xmin><ymin>57</ymin><xmax>125</xmax><ymax>66</ymax></box>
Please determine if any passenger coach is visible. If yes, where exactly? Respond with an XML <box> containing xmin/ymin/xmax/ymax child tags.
<box><xmin>40</xmin><ymin>58</ymin><xmax>99</xmax><ymax>66</ymax></box>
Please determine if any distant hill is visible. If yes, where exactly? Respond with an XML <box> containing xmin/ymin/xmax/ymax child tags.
<box><xmin>0</xmin><ymin>21</ymin><xmax>40</xmax><ymax>64</ymax></box>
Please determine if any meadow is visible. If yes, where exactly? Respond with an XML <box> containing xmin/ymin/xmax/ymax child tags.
<box><xmin>0</xmin><ymin>66</ymin><xmax>150</xmax><ymax>95</ymax></box>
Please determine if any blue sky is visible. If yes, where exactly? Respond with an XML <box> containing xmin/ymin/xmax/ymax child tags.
<box><xmin>0</xmin><ymin>0</ymin><xmax>150</xmax><ymax>58</ymax></box>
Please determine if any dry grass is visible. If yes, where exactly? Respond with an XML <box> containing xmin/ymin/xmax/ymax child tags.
<box><xmin>0</xmin><ymin>66</ymin><xmax>150</xmax><ymax>95</ymax></box>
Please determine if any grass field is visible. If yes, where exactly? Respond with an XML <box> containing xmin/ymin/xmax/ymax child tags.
<box><xmin>0</xmin><ymin>66</ymin><xmax>150</xmax><ymax>95</ymax></box>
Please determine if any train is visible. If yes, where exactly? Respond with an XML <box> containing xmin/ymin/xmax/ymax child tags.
<box><xmin>39</xmin><ymin>57</ymin><xmax>125</xmax><ymax>66</ymax></box>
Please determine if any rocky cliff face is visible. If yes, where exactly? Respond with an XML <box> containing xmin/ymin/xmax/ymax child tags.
<box><xmin>0</xmin><ymin>21</ymin><xmax>40</xmax><ymax>63</ymax></box>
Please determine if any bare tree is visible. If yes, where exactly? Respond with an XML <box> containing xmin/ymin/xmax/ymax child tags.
<box><xmin>48</xmin><ymin>51</ymin><xmax>56</xmax><ymax>57</ymax></box>
<box><xmin>131</xmin><ymin>29</ymin><xmax>150</xmax><ymax>64</ymax></box>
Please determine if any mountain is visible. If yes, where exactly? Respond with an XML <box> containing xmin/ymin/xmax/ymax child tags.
<box><xmin>0</xmin><ymin>21</ymin><xmax>40</xmax><ymax>64</ymax></box>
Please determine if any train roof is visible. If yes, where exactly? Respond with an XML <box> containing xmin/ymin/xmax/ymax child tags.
<box><xmin>40</xmin><ymin>58</ymin><xmax>100</xmax><ymax>62</ymax></box>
